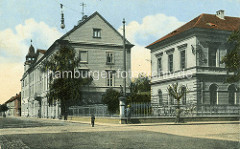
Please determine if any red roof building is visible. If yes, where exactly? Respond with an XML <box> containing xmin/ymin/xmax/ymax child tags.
<box><xmin>4</xmin><ymin>92</ymin><xmax>21</xmax><ymax>117</ymax></box>
<box><xmin>146</xmin><ymin>10</ymin><xmax>240</xmax><ymax>48</ymax></box>
<box><xmin>147</xmin><ymin>10</ymin><xmax>240</xmax><ymax>116</ymax></box>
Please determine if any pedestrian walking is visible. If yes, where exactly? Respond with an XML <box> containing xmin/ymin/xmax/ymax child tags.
<box><xmin>91</xmin><ymin>114</ymin><xmax>95</xmax><ymax>127</ymax></box>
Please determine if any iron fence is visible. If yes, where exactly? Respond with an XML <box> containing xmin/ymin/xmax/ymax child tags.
<box><xmin>68</xmin><ymin>103</ymin><xmax>240</xmax><ymax>118</ymax></box>
<box><xmin>129</xmin><ymin>102</ymin><xmax>152</xmax><ymax>117</ymax></box>
<box><xmin>153</xmin><ymin>104</ymin><xmax>240</xmax><ymax>117</ymax></box>
<box><xmin>68</xmin><ymin>104</ymin><xmax>118</xmax><ymax>117</ymax></box>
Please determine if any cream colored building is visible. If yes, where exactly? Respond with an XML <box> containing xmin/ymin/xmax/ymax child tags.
<box><xmin>21</xmin><ymin>12</ymin><xmax>133</xmax><ymax>118</ymax></box>
<box><xmin>146</xmin><ymin>10</ymin><xmax>240</xmax><ymax>116</ymax></box>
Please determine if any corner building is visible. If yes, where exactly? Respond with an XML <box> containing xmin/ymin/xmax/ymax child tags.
<box><xmin>21</xmin><ymin>12</ymin><xmax>133</xmax><ymax>118</ymax></box>
<box><xmin>146</xmin><ymin>10</ymin><xmax>240</xmax><ymax>116</ymax></box>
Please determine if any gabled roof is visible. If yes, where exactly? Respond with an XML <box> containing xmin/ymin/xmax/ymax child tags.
<box><xmin>22</xmin><ymin>12</ymin><xmax>133</xmax><ymax>80</ymax></box>
<box><xmin>60</xmin><ymin>11</ymin><xmax>133</xmax><ymax>46</ymax></box>
<box><xmin>5</xmin><ymin>92</ymin><xmax>21</xmax><ymax>104</ymax></box>
<box><xmin>146</xmin><ymin>13</ymin><xmax>240</xmax><ymax>48</ymax></box>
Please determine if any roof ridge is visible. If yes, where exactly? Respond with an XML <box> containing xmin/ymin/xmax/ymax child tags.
<box><xmin>193</xmin><ymin>14</ymin><xmax>204</xmax><ymax>28</ymax></box>
<box><xmin>146</xmin><ymin>13</ymin><xmax>240</xmax><ymax>49</ymax></box>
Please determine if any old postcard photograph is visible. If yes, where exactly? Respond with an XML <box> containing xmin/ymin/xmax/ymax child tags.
<box><xmin>0</xmin><ymin>0</ymin><xmax>239</xmax><ymax>148</ymax></box>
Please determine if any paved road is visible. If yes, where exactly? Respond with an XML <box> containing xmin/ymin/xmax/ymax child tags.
<box><xmin>0</xmin><ymin>117</ymin><xmax>239</xmax><ymax>149</ymax></box>
<box><xmin>0</xmin><ymin>117</ymin><xmax>65</xmax><ymax>129</ymax></box>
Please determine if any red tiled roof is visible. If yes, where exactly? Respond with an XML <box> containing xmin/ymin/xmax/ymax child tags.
<box><xmin>146</xmin><ymin>14</ymin><xmax>240</xmax><ymax>48</ymax></box>
<box><xmin>5</xmin><ymin>93</ymin><xmax>21</xmax><ymax>104</ymax></box>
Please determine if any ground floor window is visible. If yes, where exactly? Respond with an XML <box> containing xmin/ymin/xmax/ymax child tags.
<box><xmin>210</xmin><ymin>84</ymin><xmax>218</xmax><ymax>105</ymax></box>
<box><xmin>169</xmin><ymin>95</ymin><xmax>174</xmax><ymax>105</ymax></box>
<box><xmin>181</xmin><ymin>86</ymin><xmax>186</xmax><ymax>105</ymax></box>
<box><xmin>228</xmin><ymin>84</ymin><xmax>236</xmax><ymax>105</ymax></box>
<box><xmin>158</xmin><ymin>90</ymin><xmax>163</xmax><ymax>105</ymax></box>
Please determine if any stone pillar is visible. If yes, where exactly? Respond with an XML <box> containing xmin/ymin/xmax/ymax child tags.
<box><xmin>119</xmin><ymin>96</ymin><xmax>126</xmax><ymax>124</ymax></box>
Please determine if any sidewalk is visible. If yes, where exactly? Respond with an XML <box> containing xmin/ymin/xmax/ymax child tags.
<box><xmin>4</xmin><ymin>116</ymin><xmax>240</xmax><ymax>142</ymax></box>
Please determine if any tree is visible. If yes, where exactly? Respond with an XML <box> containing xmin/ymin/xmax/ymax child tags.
<box><xmin>102</xmin><ymin>88</ymin><xmax>120</xmax><ymax>114</ymax></box>
<box><xmin>41</xmin><ymin>43</ymin><xmax>92</xmax><ymax>120</ymax></box>
<box><xmin>0</xmin><ymin>104</ymin><xmax>8</xmax><ymax>117</ymax></box>
<box><xmin>222</xmin><ymin>28</ymin><xmax>240</xmax><ymax>83</ymax></box>
<box><xmin>0</xmin><ymin>104</ymin><xmax>8</xmax><ymax>112</ymax></box>
<box><xmin>167</xmin><ymin>82</ymin><xmax>187</xmax><ymax>123</ymax></box>
<box><xmin>129</xmin><ymin>74</ymin><xmax>151</xmax><ymax>94</ymax></box>
<box><xmin>127</xmin><ymin>74</ymin><xmax>151</xmax><ymax>104</ymax></box>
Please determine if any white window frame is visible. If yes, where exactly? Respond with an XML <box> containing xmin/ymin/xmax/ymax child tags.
<box><xmin>180</xmin><ymin>50</ymin><xmax>186</xmax><ymax>70</ymax></box>
<box><xmin>106</xmin><ymin>71</ymin><xmax>114</xmax><ymax>87</ymax></box>
<box><xmin>93</xmin><ymin>28</ymin><xmax>101</xmax><ymax>38</ymax></box>
<box><xmin>168</xmin><ymin>54</ymin><xmax>173</xmax><ymax>73</ymax></box>
<box><xmin>79</xmin><ymin>51</ymin><xmax>88</xmax><ymax>63</ymax></box>
<box><xmin>209</xmin><ymin>48</ymin><xmax>217</xmax><ymax>67</ymax></box>
<box><xmin>106</xmin><ymin>52</ymin><xmax>114</xmax><ymax>64</ymax></box>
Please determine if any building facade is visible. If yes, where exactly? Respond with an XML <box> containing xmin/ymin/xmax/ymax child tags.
<box><xmin>146</xmin><ymin>10</ymin><xmax>240</xmax><ymax>116</ymax></box>
<box><xmin>21</xmin><ymin>12</ymin><xmax>133</xmax><ymax>118</ymax></box>
<box><xmin>5</xmin><ymin>93</ymin><xmax>21</xmax><ymax>117</ymax></box>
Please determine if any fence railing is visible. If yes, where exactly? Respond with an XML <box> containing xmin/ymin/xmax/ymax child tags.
<box><xmin>68</xmin><ymin>104</ymin><xmax>118</xmax><ymax>117</ymax></box>
<box><xmin>195</xmin><ymin>105</ymin><xmax>240</xmax><ymax>116</ymax></box>
<box><xmin>68</xmin><ymin>103</ymin><xmax>240</xmax><ymax>118</ymax></box>
<box><xmin>153</xmin><ymin>104</ymin><xmax>240</xmax><ymax>117</ymax></box>
<box><xmin>129</xmin><ymin>102</ymin><xmax>152</xmax><ymax>117</ymax></box>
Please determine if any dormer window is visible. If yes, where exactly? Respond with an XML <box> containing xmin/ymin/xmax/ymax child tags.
<box><xmin>93</xmin><ymin>28</ymin><xmax>101</xmax><ymax>38</ymax></box>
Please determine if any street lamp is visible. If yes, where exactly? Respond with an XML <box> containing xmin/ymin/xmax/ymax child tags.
<box><xmin>119</xmin><ymin>18</ymin><xmax>127</xmax><ymax>123</ymax></box>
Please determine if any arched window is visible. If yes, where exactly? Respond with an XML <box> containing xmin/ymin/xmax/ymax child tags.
<box><xmin>181</xmin><ymin>86</ymin><xmax>186</xmax><ymax>105</ymax></box>
<box><xmin>158</xmin><ymin>90</ymin><xmax>163</xmax><ymax>105</ymax></box>
<box><xmin>228</xmin><ymin>85</ymin><xmax>236</xmax><ymax>105</ymax></box>
<box><xmin>209</xmin><ymin>84</ymin><xmax>218</xmax><ymax>105</ymax></box>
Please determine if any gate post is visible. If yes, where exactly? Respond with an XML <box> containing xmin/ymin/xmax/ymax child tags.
<box><xmin>119</xmin><ymin>96</ymin><xmax>126</xmax><ymax>124</ymax></box>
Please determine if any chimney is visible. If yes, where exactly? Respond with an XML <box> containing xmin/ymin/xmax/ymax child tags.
<box><xmin>216</xmin><ymin>10</ymin><xmax>225</xmax><ymax>19</ymax></box>
<box><xmin>82</xmin><ymin>15</ymin><xmax>88</xmax><ymax>21</ymax></box>
<box><xmin>77</xmin><ymin>15</ymin><xmax>88</xmax><ymax>25</ymax></box>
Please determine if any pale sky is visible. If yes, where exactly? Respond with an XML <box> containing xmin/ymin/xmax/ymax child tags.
<box><xmin>0</xmin><ymin>0</ymin><xmax>240</xmax><ymax>104</ymax></box>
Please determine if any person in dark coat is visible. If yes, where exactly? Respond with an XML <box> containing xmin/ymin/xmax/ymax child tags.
<box><xmin>91</xmin><ymin>114</ymin><xmax>95</xmax><ymax>127</ymax></box>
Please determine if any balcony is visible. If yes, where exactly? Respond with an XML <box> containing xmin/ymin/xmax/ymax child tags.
<box><xmin>196</xmin><ymin>66</ymin><xmax>230</xmax><ymax>75</ymax></box>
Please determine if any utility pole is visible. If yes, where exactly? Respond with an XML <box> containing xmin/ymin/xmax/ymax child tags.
<box><xmin>119</xmin><ymin>18</ymin><xmax>127</xmax><ymax>123</ymax></box>
<box><xmin>123</xmin><ymin>18</ymin><xmax>126</xmax><ymax>96</ymax></box>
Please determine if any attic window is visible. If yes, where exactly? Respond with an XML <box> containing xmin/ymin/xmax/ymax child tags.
<box><xmin>206</xmin><ymin>23</ymin><xmax>217</xmax><ymax>27</ymax></box>
<box><xmin>93</xmin><ymin>28</ymin><xmax>101</xmax><ymax>38</ymax></box>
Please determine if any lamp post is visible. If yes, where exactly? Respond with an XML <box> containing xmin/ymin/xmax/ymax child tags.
<box><xmin>119</xmin><ymin>18</ymin><xmax>126</xmax><ymax>123</ymax></box>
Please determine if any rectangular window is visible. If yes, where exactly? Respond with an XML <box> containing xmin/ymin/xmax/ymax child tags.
<box><xmin>107</xmin><ymin>71</ymin><xmax>114</xmax><ymax>87</ymax></box>
<box><xmin>93</xmin><ymin>29</ymin><xmax>101</xmax><ymax>38</ymax></box>
<box><xmin>106</xmin><ymin>52</ymin><xmax>114</xmax><ymax>64</ymax></box>
<box><xmin>180</xmin><ymin>50</ymin><xmax>186</xmax><ymax>69</ymax></box>
<box><xmin>79</xmin><ymin>51</ymin><xmax>88</xmax><ymax>63</ymax></box>
<box><xmin>157</xmin><ymin>57</ymin><xmax>162</xmax><ymax>75</ymax></box>
<box><xmin>209</xmin><ymin>49</ymin><xmax>217</xmax><ymax>67</ymax></box>
<box><xmin>168</xmin><ymin>54</ymin><xmax>173</xmax><ymax>73</ymax></box>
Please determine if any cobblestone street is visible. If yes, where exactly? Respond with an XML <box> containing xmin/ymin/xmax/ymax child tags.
<box><xmin>0</xmin><ymin>117</ymin><xmax>239</xmax><ymax>149</ymax></box>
